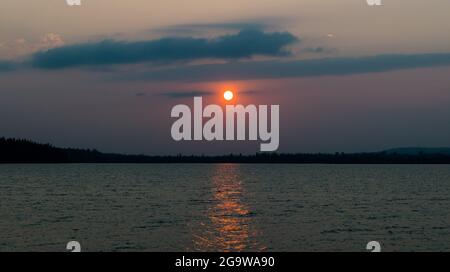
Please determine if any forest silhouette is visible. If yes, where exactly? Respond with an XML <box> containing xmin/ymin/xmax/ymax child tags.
<box><xmin>1</xmin><ymin>137</ymin><xmax>450</xmax><ymax>164</ymax></box>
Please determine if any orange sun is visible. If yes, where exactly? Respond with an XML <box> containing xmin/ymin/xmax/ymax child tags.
<box><xmin>224</xmin><ymin>90</ymin><xmax>234</xmax><ymax>101</ymax></box>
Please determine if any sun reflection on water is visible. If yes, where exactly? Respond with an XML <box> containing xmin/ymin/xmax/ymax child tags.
<box><xmin>192</xmin><ymin>164</ymin><xmax>264</xmax><ymax>252</ymax></box>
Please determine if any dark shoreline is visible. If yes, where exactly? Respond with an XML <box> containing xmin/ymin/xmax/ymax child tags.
<box><xmin>2</xmin><ymin>137</ymin><xmax>450</xmax><ymax>164</ymax></box>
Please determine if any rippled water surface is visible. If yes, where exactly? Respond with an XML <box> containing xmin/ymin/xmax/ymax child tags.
<box><xmin>1</xmin><ymin>164</ymin><xmax>449</xmax><ymax>252</ymax></box>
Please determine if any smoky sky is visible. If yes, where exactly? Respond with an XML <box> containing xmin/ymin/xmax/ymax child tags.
<box><xmin>124</xmin><ymin>53</ymin><xmax>450</xmax><ymax>82</ymax></box>
<box><xmin>31</xmin><ymin>30</ymin><xmax>298</xmax><ymax>69</ymax></box>
<box><xmin>2</xmin><ymin>1</ymin><xmax>450</xmax><ymax>154</ymax></box>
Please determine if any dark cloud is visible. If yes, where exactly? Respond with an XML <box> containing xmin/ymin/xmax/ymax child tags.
<box><xmin>304</xmin><ymin>46</ymin><xmax>333</xmax><ymax>54</ymax></box>
<box><xmin>151</xmin><ymin>19</ymin><xmax>287</xmax><ymax>36</ymax></box>
<box><xmin>0</xmin><ymin>60</ymin><xmax>15</xmax><ymax>72</ymax></box>
<box><xmin>125</xmin><ymin>53</ymin><xmax>450</xmax><ymax>82</ymax></box>
<box><xmin>31</xmin><ymin>30</ymin><xmax>298</xmax><ymax>69</ymax></box>
<box><xmin>157</xmin><ymin>91</ymin><xmax>213</xmax><ymax>98</ymax></box>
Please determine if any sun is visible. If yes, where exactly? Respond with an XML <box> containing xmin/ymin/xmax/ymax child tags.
<box><xmin>223</xmin><ymin>90</ymin><xmax>234</xmax><ymax>101</ymax></box>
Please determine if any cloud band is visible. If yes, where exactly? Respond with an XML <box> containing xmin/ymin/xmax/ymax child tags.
<box><xmin>31</xmin><ymin>30</ymin><xmax>298</xmax><ymax>69</ymax></box>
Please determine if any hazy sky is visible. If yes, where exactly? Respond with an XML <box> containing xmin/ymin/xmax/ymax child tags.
<box><xmin>1</xmin><ymin>0</ymin><xmax>450</xmax><ymax>154</ymax></box>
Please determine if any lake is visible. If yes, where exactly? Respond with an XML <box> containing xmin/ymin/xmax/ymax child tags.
<box><xmin>0</xmin><ymin>164</ymin><xmax>449</xmax><ymax>252</ymax></box>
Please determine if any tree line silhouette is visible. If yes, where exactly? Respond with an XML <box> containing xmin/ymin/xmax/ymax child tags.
<box><xmin>1</xmin><ymin>137</ymin><xmax>450</xmax><ymax>164</ymax></box>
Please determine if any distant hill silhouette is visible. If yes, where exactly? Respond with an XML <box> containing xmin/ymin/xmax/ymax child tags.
<box><xmin>384</xmin><ymin>147</ymin><xmax>450</xmax><ymax>156</ymax></box>
<box><xmin>1</xmin><ymin>137</ymin><xmax>450</xmax><ymax>164</ymax></box>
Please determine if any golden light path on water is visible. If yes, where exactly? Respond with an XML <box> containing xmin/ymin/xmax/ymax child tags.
<box><xmin>192</xmin><ymin>164</ymin><xmax>265</xmax><ymax>252</ymax></box>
